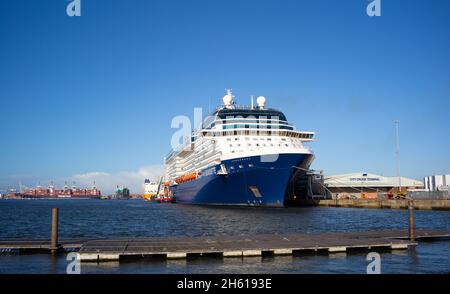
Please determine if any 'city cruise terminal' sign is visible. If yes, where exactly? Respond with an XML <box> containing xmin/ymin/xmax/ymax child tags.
<box><xmin>349</xmin><ymin>178</ymin><xmax>381</xmax><ymax>182</ymax></box>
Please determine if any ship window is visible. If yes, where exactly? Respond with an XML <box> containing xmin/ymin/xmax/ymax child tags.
<box><xmin>248</xmin><ymin>164</ymin><xmax>254</xmax><ymax>167</ymax></box>
<box><xmin>235</xmin><ymin>138</ymin><xmax>239</xmax><ymax>141</ymax></box>
<box><xmin>239</xmin><ymin>165</ymin><xmax>244</xmax><ymax>168</ymax></box>
<box><xmin>227</xmin><ymin>138</ymin><xmax>231</xmax><ymax>141</ymax></box>
<box><xmin>248</xmin><ymin>144</ymin><xmax>252</xmax><ymax>147</ymax></box>
<box><xmin>230</xmin><ymin>166</ymin><xmax>235</xmax><ymax>170</ymax></box>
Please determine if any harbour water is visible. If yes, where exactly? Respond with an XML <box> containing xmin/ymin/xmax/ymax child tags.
<box><xmin>0</xmin><ymin>199</ymin><xmax>449</xmax><ymax>274</ymax></box>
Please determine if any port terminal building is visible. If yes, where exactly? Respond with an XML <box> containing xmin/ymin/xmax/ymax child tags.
<box><xmin>324</xmin><ymin>172</ymin><xmax>423</xmax><ymax>199</ymax></box>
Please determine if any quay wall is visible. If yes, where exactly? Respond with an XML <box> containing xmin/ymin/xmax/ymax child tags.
<box><xmin>317</xmin><ymin>199</ymin><xmax>450</xmax><ymax>211</ymax></box>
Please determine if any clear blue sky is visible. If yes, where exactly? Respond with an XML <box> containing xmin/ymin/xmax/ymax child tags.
<box><xmin>0</xmin><ymin>0</ymin><xmax>449</xmax><ymax>191</ymax></box>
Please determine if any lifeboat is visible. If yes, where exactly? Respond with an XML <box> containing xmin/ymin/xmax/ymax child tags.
<box><xmin>175</xmin><ymin>171</ymin><xmax>199</xmax><ymax>184</ymax></box>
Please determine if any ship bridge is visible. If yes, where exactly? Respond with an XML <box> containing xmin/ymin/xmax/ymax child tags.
<box><xmin>214</xmin><ymin>107</ymin><xmax>288</xmax><ymax>122</ymax></box>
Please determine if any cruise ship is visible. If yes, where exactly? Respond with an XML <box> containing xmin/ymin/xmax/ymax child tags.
<box><xmin>164</xmin><ymin>90</ymin><xmax>315</xmax><ymax>207</ymax></box>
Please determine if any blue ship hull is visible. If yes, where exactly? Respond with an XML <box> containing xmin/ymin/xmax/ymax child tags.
<box><xmin>170</xmin><ymin>153</ymin><xmax>314</xmax><ymax>207</ymax></box>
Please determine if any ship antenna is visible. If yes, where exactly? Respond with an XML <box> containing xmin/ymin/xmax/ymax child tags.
<box><xmin>251</xmin><ymin>95</ymin><xmax>254</xmax><ymax>109</ymax></box>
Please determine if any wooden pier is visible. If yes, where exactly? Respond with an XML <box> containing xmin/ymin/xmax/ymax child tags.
<box><xmin>77</xmin><ymin>230</ymin><xmax>450</xmax><ymax>262</ymax></box>
<box><xmin>0</xmin><ymin>238</ymin><xmax>84</xmax><ymax>253</ymax></box>
<box><xmin>1</xmin><ymin>230</ymin><xmax>448</xmax><ymax>262</ymax></box>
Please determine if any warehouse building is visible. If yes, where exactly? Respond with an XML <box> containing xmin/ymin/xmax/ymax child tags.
<box><xmin>324</xmin><ymin>172</ymin><xmax>423</xmax><ymax>199</ymax></box>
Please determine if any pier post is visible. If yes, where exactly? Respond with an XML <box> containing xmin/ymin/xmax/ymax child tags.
<box><xmin>408</xmin><ymin>201</ymin><xmax>415</xmax><ymax>241</ymax></box>
<box><xmin>50</xmin><ymin>208</ymin><xmax>59</xmax><ymax>254</ymax></box>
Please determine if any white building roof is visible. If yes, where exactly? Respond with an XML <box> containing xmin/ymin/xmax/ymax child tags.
<box><xmin>325</xmin><ymin>172</ymin><xmax>424</xmax><ymax>188</ymax></box>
